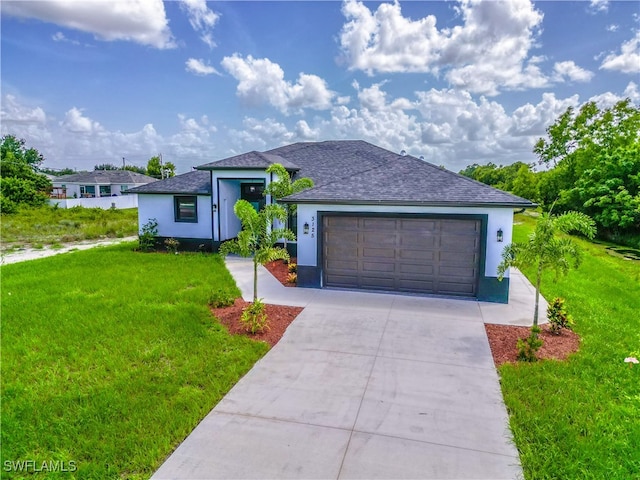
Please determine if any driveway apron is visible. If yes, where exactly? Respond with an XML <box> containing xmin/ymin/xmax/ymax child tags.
<box><xmin>152</xmin><ymin>258</ymin><xmax>523</xmax><ymax>479</ymax></box>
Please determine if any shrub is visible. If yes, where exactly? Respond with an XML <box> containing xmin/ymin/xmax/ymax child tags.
<box><xmin>547</xmin><ymin>297</ymin><xmax>574</xmax><ymax>334</ymax></box>
<box><xmin>209</xmin><ymin>289</ymin><xmax>236</xmax><ymax>308</ymax></box>
<box><xmin>138</xmin><ymin>218</ymin><xmax>158</xmax><ymax>252</ymax></box>
<box><xmin>287</xmin><ymin>262</ymin><xmax>297</xmax><ymax>273</ymax></box>
<box><xmin>240</xmin><ymin>299</ymin><xmax>269</xmax><ymax>334</ymax></box>
<box><xmin>517</xmin><ymin>326</ymin><xmax>543</xmax><ymax>362</ymax></box>
<box><xmin>286</xmin><ymin>272</ymin><xmax>297</xmax><ymax>284</ymax></box>
<box><xmin>164</xmin><ymin>237</ymin><xmax>180</xmax><ymax>254</ymax></box>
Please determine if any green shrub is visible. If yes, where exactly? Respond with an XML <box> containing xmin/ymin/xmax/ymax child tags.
<box><xmin>547</xmin><ymin>297</ymin><xmax>574</xmax><ymax>334</ymax></box>
<box><xmin>138</xmin><ymin>218</ymin><xmax>158</xmax><ymax>252</ymax></box>
<box><xmin>240</xmin><ymin>299</ymin><xmax>269</xmax><ymax>334</ymax></box>
<box><xmin>164</xmin><ymin>237</ymin><xmax>180</xmax><ymax>254</ymax></box>
<box><xmin>517</xmin><ymin>326</ymin><xmax>543</xmax><ymax>362</ymax></box>
<box><xmin>209</xmin><ymin>288</ymin><xmax>236</xmax><ymax>308</ymax></box>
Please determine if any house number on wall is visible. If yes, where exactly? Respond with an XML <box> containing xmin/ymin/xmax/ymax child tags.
<box><xmin>311</xmin><ymin>216</ymin><xmax>315</xmax><ymax>238</ymax></box>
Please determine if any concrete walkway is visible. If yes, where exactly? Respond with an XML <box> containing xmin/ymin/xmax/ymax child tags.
<box><xmin>153</xmin><ymin>259</ymin><xmax>533</xmax><ymax>479</ymax></box>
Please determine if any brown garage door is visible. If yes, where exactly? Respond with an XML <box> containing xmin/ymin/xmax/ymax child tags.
<box><xmin>323</xmin><ymin>216</ymin><xmax>481</xmax><ymax>297</ymax></box>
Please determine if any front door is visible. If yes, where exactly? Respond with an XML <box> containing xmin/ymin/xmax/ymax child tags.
<box><xmin>241</xmin><ymin>183</ymin><xmax>265</xmax><ymax>211</ymax></box>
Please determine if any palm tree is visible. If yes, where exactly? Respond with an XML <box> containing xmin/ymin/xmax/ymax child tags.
<box><xmin>264</xmin><ymin>163</ymin><xmax>314</xmax><ymax>251</ymax></box>
<box><xmin>498</xmin><ymin>211</ymin><xmax>596</xmax><ymax>327</ymax></box>
<box><xmin>219</xmin><ymin>200</ymin><xmax>295</xmax><ymax>302</ymax></box>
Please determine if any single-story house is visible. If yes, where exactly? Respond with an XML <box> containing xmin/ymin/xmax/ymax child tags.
<box><xmin>51</xmin><ymin>170</ymin><xmax>158</xmax><ymax>199</ymax></box>
<box><xmin>128</xmin><ymin>140</ymin><xmax>534</xmax><ymax>303</ymax></box>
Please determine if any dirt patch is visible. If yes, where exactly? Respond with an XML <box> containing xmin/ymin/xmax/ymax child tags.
<box><xmin>264</xmin><ymin>258</ymin><xmax>297</xmax><ymax>287</ymax></box>
<box><xmin>211</xmin><ymin>298</ymin><xmax>303</xmax><ymax>347</ymax></box>
<box><xmin>485</xmin><ymin>323</ymin><xmax>581</xmax><ymax>366</ymax></box>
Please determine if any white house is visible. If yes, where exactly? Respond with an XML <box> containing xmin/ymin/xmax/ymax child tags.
<box><xmin>128</xmin><ymin>141</ymin><xmax>535</xmax><ymax>303</ymax></box>
<box><xmin>51</xmin><ymin>170</ymin><xmax>157</xmax><ymax>199</ymax></box>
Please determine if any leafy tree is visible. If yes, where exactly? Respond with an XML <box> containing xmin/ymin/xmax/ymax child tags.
<box><xmin>263</xmin><ymin>163</ymin><xmax>314</xmax><ymax>249</ymax></box>
<box><xmin>0</xmin><ymin>135</ymin><xmax>51</xmax><ymax>213</ymax></box>
<box><xmin>459</xmin><ymin>161</ymin><xmax>538</xmax><ymax>201</ymax></box>
<box><xmin>147</xmin><ymin>156</ymin><xmax>175</xmax><ymax>179</ymax></box>
<box><xmin>123</xmin><ymin>165</ymin><xmax>148</xmax><ymax>175</ymax></box>
<box><xmin>497</xmin><ymin>211</ymin><xmax>596</xmax><ymax>327</ymax></box>
<box><xmin>94</xmin><ymin>163</ymin><xmax>120</xmax><ymax>170</ymax></box>
<box><xmin>533</xmin><ymin>99</ymin><xmax>640</xmax><ymax>236</ymax></box>
<box><xmin>218</xmin><ymin>200</ymin><xmax>295</xmax><ymax>302</ymax></box>
<box><xmin>39</xmin><ymin>167</ymin><xmax>77</xmax><ymax>176</ymax></box>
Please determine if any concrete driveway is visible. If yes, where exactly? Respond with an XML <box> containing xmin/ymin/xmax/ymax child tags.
<box><xmin>152</xmin><ymin>258</ymin><xmax>528</xmax><ymax>479</ymax></box>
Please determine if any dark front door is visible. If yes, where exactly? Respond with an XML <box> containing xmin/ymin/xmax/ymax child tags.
<box><xmin>241</xmin><ymin>183</ymin><xmax>265</xmax><ymax>211</ymax></box>
<box><xmin>323</xmin><ymin>215</ymin><xmax>481</xmax><ymax>297</ymax></box>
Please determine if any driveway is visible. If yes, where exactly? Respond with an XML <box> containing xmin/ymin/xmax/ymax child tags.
<box><xmin>152</xmin><ymin>258</ymin><xmax>525</xmax><ymax>479</ymax></box>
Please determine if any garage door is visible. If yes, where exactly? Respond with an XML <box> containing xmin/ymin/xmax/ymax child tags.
<box><xmin>323</xmin><ymin>216</ymin><xmax>481</xmax><ymax>297</ymax></box>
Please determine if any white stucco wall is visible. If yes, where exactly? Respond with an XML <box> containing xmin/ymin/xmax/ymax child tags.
<box><xmin>48</xmin><ymin>195</ymin><xmax>138</xmax><ymax>209</ymax></box>
<box><xmin>138</xmin><ymin>194</ymin><xmax>212</xmax><ymax>239</ymax></box>
<box><xmin>295</xmin><ymin>204</ymin><xmax>514</xmax><ymax>279</ymax></box>
<box><xmin>51</xmin><ymin>181</ymin><xmax>149</xmax><ymax>198</ymax></box>
<box><xmin>211</xmin><ymin>169</ymin><xmax>276</xmax><ymax>242</ymax></box>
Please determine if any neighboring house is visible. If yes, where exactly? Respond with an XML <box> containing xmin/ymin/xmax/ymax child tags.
<box><xmin>51</xmin><ymin>171</ymin><xmax>158</xmax><ymax>199</ymax></box>
<box><xmin>129</xmin><ymin>141</ymin><xmax>534</xmax><ymax>303</ymax></box>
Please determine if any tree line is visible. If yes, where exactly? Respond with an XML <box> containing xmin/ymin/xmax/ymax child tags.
<box><xmin>460</xmin><ymin>99</ymin><xmax>639</xmax><ymax>247</ymax></box>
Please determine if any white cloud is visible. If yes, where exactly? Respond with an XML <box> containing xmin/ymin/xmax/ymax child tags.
<box><xmin>338</xmin><ymin>0</ymin><xmax>547</xmax><ymax>95</ymax></box>
<box><xmin>552</xmin><ymin>61</ymin><xmax>595</xmax><ymax>83</ymax></box>
<box><xmin>1</xmin><ymin>94</ymin><xmax>47</xmax><ymax>125</ymax></box>
<box><xmin>179</xmin><ymin>0</ymin><xmax>220</xmax><ymax>48</ymax></box>
<box><xmin>185</xmin><ymin>58</ymin><xmax>220</xmax><ymax>76</ymax></box>
<box><xmin>606</xmin><ymin>24</ymin><xmax>619</xmax><ymax>32</ymax></box>
<box><xmin>3</xmin><ymin>0</ymin><xmax>175</xmax><ymax>49</ymax></box>
<box><xmin>221</xmin><ymin>54</ymin><xmax>335</xmax><ymax>114</ymax></box>
<box><xmin>600</xmin><ymin>32</ymin><xmax>640</xmax><ymax>74</ymax></box>
<box><xmin>589</xmin><ymin>0</ymin><xmax>609</xmax><ymax>13</ymax></box>
<box><xmin>61</xmin><ymin>107</ymin><xmax>103</xmax><ymax>134</ymax></box>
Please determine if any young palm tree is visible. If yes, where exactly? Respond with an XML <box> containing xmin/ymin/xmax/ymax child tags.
<box><xmin>264</xmin><ymin>163</ymin><xmax>314</xmax><ymax>250</ymax></box>
<box><xmin>498</xmin><ymin>211</ymin><xmax>596</xmax><ymax>327</ymax></box>
<box><xmin>219</xmin><ymin>199</ymin><xmax>295</xmax><ymax>302</ymax></box>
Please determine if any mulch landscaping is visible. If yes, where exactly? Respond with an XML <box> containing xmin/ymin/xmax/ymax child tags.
<box><xmin>214</xmin><ymin>258</ymin><xmax>581</xmax><ymax>364</ymax></box>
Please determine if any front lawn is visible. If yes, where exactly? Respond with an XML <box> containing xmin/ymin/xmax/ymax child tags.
<box><xmin>500</xmin><ymin>213</ymin><xmax>640</xmax><ymax>479</ymax></box>
<box><xmin>0</xmin><ymin>206</ymin><xmax>138</xmax><ymax>251</ymax></box>
<box><xmin>0</xmin><ymin>244</ymin><xmax>268</xmax><ymax>479</ymax></box>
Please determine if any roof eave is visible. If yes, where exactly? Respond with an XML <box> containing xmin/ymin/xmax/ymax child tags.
<box><xmin>127</xmin><ymin>190</ymin><xmax>211</xmax><ymax>195</ymax></box>
<box><xmin>280</xmin><ymin>198</ymin><xmax>536</xmax><ymax>208</ymax></box>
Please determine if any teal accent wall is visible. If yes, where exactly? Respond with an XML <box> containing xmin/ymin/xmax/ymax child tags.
<box><xmin>477</xmin><ymin>276</ymin><xmax>509</xmax><ymax>303</ymax></box>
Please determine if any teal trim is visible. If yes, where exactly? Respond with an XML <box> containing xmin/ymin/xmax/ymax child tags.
<box><xmin>297</xmin><ymin>266</ymin><xmax>321</xmax><ymax>288</ymax></box>
<box><xmin>477</xmin><ymin>277</ymin><xmax>509</xmax><ymax>303</ymax></box>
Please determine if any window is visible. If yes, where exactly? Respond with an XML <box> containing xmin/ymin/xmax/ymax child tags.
<box><xmin>99</xmin><ymin>185</ymin><xmax>111</xmax><ymax>196</ymax></box>
<box><xmin>80</xmin><ymin>185</ymin><xmax>96</xmax><ymax>197</ymax></box>
<box><xmin>120</xmin><ymin>185</ymin><xmax>129</xmax><ymax>192</ymax></box>
<box><xmin>174</xmin><ymin>196</ymin><xmax>198</xmax><ymax>222</ymax></box>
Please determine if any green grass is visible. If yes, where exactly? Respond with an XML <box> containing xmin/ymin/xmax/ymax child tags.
<box><xmin>501</xmin><ymin>213</ymin><xmax>640</xmax><ymax>479</ymax></box>
<box><xmin>0</xmin><ymin>244</ymin><xmax>268</xmax><ymax>479</ymax></box>
<box><xmin>0</xmin><ymin>206</ymin><xmax>138</xmax><ymax>250</ymax></box>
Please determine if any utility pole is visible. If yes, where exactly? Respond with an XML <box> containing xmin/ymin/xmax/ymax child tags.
<box><xmin>159</xmin><ymin>153</ymin><xmax>164</xmax><ymax>180</ymax></box>
<box><xmin>122</xmin><ymin>157</ymin><xmax>126</xmax><ymax>168</ymax></box>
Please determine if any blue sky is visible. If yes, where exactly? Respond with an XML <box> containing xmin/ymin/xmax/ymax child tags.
<box><xmin>1</xmin><ymin>0</ymin><xmax>638</xmax><ymax>173</ymax></box>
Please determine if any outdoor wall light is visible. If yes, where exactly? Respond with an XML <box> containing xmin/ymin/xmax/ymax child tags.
<box><xmin>497</xmin><ymin>228</ymin><xmax>504</xmax><ymax>242</ymax></box>
<box><xmin>212</xmin><ymin>204</ymin><xmax>217</xmax><ymax>212</ymax></box>
<box><xmin>303</xmin><ymin>222</ymin><xmax>310</xmax><ymax>235</ymax></box>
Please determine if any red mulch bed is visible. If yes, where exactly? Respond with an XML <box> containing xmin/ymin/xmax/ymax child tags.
<box><xmin>264</xmin><ymin>258</ymin><xmax>297</xmax><ymax>287</ymax></box>
<box><xmin>485</xmin><ymin>323</ymin><xmax>581</xmax><ymax>366</ymax></box>
<box><xmin>210</xmin><ymin>298</ymin><xmax>303</xmax><ymax>347</ymax></box>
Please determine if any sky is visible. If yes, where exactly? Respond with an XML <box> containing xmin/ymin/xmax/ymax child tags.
<box><xmin>1</xmin><ymin>0</ymin><xmax>639</xmax><ymax>174</ymax></box>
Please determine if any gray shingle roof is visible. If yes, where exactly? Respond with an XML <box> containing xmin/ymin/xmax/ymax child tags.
<box><xmin>53</xmin><ymin>170</ymin><xmax>158</xmax><ymax>184</ymax></box>
<box><xmin>268</xmin><ymin>140</ymin><xmax>534</xmax><ymax>207</ymax></box>
<box><xmin>130</xmin><ymin>140</ymin><xmax>534</xmax><ymax>207</ymax></box>
<box><xmin>126</xmin><ymin>170</ymin><xmax>211</xmax><ymax>195</ymax></box>
<box><xmin>196</xmin><ymin>151</ymin><xmax>300</xmax><ymax>171</ymax></box>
